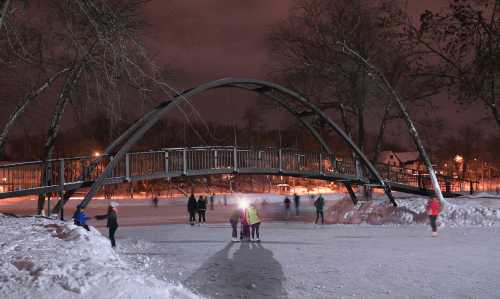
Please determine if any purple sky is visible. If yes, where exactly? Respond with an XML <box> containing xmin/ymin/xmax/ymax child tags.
<box><xmin>140</xmin><ymin>0</ymin><xmax>494</xmax><ymax>136</ymax></box>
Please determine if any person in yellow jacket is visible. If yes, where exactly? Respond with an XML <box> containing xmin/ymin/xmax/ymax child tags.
<box><xmin>246</xmin><ymin>203</ymin><xmax>261</xmax><ymax>242</ymax></box>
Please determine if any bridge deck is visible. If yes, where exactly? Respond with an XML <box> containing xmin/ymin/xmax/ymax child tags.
<box><xmin>0</xmin><ymin>146</ymin><xmax>470</xmax><ymax>199</ymax></box>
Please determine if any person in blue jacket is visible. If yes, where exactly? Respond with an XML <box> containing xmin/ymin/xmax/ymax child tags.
<box><xmin>73</xmin><ymin>205</ymin><xmax>90</xmax><ymax>231</ymax></box>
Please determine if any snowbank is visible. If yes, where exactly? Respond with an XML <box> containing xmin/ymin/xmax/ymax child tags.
<box><xmin>326</xmin><ymin>194</ymin><xmax>500</xmax><ymax>227</ymax></box>
<box><xmin>0</xmin><ymin>215</ymin><xmax>200</xmax><ymax>299</ymax></box>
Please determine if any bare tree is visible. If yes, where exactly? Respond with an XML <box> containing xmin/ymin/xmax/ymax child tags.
<box><xmin>0</xmin><ymin>0</ymin><xmax>176</xmax><ymax>214</ymax></box>
<box><xmin>338</xmin><ymin>41</ymin><xmax>447</xmax><ymax>205</ymax></box>
<box><xmin>268</xmin><ymin>0</ymin><xmax>439</xmax><ymax>180</ymax></box>
<box><xmin>408</xmin><ymin>0</ymin><xmax>500</xmax><ymax>128</ymax></box>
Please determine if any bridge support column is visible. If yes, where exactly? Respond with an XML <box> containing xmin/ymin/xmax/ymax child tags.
<box><xmin>59</xmin><ymin>159</ymin><xmax>65</xmax><ymax>220</ymax></box>
<box><xmin>278</xmin><ymin>148</ymin><xmax>283</xmax><ymax>173</ymax></box>
<box><xmin>384</xmin><ymin>185</ymin><xmax>397</xmax><ymax>207</ymax></box>
<box><xmin>233</xmin><ymin>147</ymin><xmax>238</xmax><ymax>172</ymax></box>
<box><xmin>214</xmin><ymin>150</ymin><xmax>218</xmax><ymax>169</ymax></box>
<box><xmin>183</xmin><ymin>148</ymin><xmax>187</xmax><ymax>175</ymax></box>
<box><xmin>125</xmin><ymin>153</ymin><xmax>130</xmax><ymax>181</ymax></box>
<box><xmin>343</xmin><ymin>182</ymin><xmax>358</xmax><ymax>205</ymax></box>
<box><xmin>319</xmin><ymin>153</ymin><xmax>324</xmax><ymax>176</ymax></box>
<box><xmin>164</xmin><ymin>151</ymin><xmax>169</xmax><ymax>175</ymax></box>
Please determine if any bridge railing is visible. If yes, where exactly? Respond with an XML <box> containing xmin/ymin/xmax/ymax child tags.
<box><xmin>0</xmin><ymin>146</ymin><xmax>359</xmax><ymax>197</ymax></box>
<box><xmin>375</xmin><ymin>163</ymin><xmax>474</xmax><ymax>193</ymax></box>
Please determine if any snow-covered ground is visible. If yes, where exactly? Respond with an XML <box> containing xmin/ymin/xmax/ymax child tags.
<box><xmin>115</xmin><ymin>223</ymin><xmax>500</xmax><ymax>299</ymax></box>
<box><xmin>0</xmin><ymin>215</ymin><xmax>199</xmax><ymax>299</ymax></box>
<box><xmin>1</xmin><ymin>191</ymin><xmax>500</xmax><ymax>298</ymax></box>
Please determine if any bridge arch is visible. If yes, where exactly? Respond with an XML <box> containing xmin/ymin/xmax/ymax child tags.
<box><xmin>78</xmin><ymin>78</ymin><xmax>396</xmax><ymax>208</ymax></box>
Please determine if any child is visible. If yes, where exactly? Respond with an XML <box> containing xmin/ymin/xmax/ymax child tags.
<box><xmin>246</xmin><ymin>203</ymin><xmax>261</xmax><ymax>242</ymax></box>
<box><xmin>72</xmin><ymin>205</ymin><xmax>90</xmax><ymax>231</ymax></box>
<box><xmin>240</xmin><ymin>207</ymin><xmax>250</xmax><ymax>241</ymax></box>
<box><xmin>229</xmin><ymin>208</ymin><xmax>240</xmax><ymax>242</ymax></box>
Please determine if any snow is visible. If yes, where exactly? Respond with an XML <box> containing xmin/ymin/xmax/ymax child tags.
<box><xmin>0</xmin><ymin>215</ymin><xmax>200</xmax><ymax>299</ymax></box>
<box><xmin>115</xmin><ymin>223</ymin><xmax>500</xmax><ymax>299</ymax></box>
<box><xmin>1</xmin><ymin>191</ymin><xmax>500</xmax><ymax>298</ymax></box>
<box><xmin>394</xmin><ymin>193</ymin><xmax>500</xmax><ymax>227</ymax></box>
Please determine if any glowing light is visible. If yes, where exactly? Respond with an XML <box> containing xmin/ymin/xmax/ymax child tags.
<box><xmin>1</xmin><ymin>177</ymin><xmax>6</xmax><ymax>182</ymax></box>
<box><xmin>454</xmin><ymin>155</ymin><xmax>464</xmax><ymax>163</ymax></box>
<box><xmin>94</xmin><ymin>152</ymin><xmax>101</xmax><ymax>157</ymax></box>
<box><xmin>238</xmin><ymin>200</ymin><xmax>249</xmax><ymax>210</ymax></box>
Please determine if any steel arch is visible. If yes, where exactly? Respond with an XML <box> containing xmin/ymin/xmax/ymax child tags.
<box><xmin>78</xmin><ymin>78</ymin><xmax>396</xmax><ymax>208</ymax></box>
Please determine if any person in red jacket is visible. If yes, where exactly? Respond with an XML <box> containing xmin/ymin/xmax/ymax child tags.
<box><xmin>426</xmin><ymin>197</ymin><xmax>442</xmax><ymax>237</ymax></box>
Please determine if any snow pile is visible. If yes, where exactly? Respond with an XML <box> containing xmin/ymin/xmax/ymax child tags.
<box><xmin>326</xmin><ymin>194</ymin><xmax>500</xmax><ymax>227</ymax></box>
<box><xmin>0</xmin><ymin>215</ymin><xmax>200</xmax><ymax>299</ymax></box>
<box><xmin>397</xmin><ymin>196</ymin><xmax>500</xmax><ymax>227</ymax></box>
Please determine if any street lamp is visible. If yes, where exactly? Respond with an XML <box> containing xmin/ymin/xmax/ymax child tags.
<box><xmin>94</xmin><ymin>151</ymin><xmax>101</xmax><ymax>157</ymax></box>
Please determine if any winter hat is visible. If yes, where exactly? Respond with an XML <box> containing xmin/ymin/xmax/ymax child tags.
<box><xmin>109</xmin><ymin>202</ymin><xmax>119</xmax><ymax>208</ymax></box>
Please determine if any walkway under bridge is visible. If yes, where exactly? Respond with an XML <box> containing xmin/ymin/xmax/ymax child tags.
<box><xmin>0</xmin><ymin>146</ymin><xmax>469</xmax><ymax>203</ymax></box>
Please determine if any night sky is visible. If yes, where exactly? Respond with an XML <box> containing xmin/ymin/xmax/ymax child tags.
<box><xmin>139</xmin><ymin>0</ymin><xmax>494</xmax><ymax>136</ymax></box>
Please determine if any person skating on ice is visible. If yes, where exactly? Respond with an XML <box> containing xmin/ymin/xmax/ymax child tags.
<box><xmin>426</xmin><ymin>196</ymin><xmax>442</xmax><ymax>237</ymax></box>
<box><xmin>95</xmin><ymin>202</ymin><xmax>119</xmax><ymax>248</ymax></box>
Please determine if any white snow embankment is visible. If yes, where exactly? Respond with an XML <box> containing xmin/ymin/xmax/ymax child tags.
<box><xmin>326</xmin><ymin>194</ymin><xmax>500</xmax><ymax>227</ymax></box>
<box><xmin>397</xmin><ymin>195</ymin><xmax>500</xmax><ymax>227</ymax></box>
<box><xmin>0</xmin><ymin>215</ymin><xmax>200</xmax><ymax>299</ymax></box>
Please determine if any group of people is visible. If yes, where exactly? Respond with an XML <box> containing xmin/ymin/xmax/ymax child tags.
<box><xmin>283</xmin><ymin>193</ymin><xmax>302</xmax><ymax>217</ymax></box>
<box><xmin>230</xmin><ymin>203</ymin><xmax>262</xmax><ymax>242</ymax></box>
<box><xmin>283</xmin><ymin>193</ymin><xmax>325</xmax><ymax>225</ymax></box>
<box><xmin>187</xmin><ymin>193</ymin><xmax>212</xmax><ymax>225</ymax></box>
<box><xmin>72</xmin><ymin>201</ymin><xmax>119</xmax><ymax>247</ymax></box>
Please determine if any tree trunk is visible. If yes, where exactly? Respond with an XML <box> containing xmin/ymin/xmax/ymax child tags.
<box><xmin>0</xmin><ymin>0</ymin><xmax>10</xmax><ymax>31</ymax></box>
<box><xmin>338</xmin><ymin>103</ymin><xmax>352</xmax><ymax>135</ymax></box>
<box><xmin>372</xmin><ymin>104</ymin><xmax>393</xmax><ymax>164</ymax></box>
<box><xmin>0</xmin><ymin>68</ymin><xmax>70</xmax><ymax>158</ymax></box>
<box><xmin>37</xmin><ymin>65</ymin><xmax>84</xmax><ymax>215</ymax></box>
<box><xmin>338</xmin><ymin>41</ymin><xmax>448</xmax><ymax>205</ymax></box>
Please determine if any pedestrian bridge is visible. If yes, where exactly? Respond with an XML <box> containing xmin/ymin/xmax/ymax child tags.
<box><xmin>0</xmin><ymin>146</ymin><xmax>466</xmax><ymax>201</ymax></box>
<box><xmin>0</xmin><ymin>78</ymin><xmax>473</xmax><ymax>213</ymax></box>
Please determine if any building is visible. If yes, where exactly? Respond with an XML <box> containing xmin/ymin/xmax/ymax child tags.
<box><xmin>378</xmin><ymin>151</ymin><xmax>423</xmax><ymax>170</ymax></box>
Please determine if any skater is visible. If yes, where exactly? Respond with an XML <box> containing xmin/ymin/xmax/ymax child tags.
<box><xmin>152</xmin><ymin>196</ymin><xmax>159</xmax><ymax>208</ymax></box>
<box><xmin>187</xmin><ymin>193</ymin><xmax>197</xmax><ymax>225</ymax></box>
<box><xmin>314</xmin><ymin>194</ymin><xmax>325</xmax><ymax>225</ymax></box>
<box><xmin>240</xmin><ymin>206</ymin><xmax>251</xmax><ymax>241</ymax></box>
<box><xmin>210</xmin><ymin>193</ymin><xmax>215</xmax><ymax>210</ymax></box>
<box><xmin>72</xmin><ymin>205</ymin><xmax>90</xmax><ymax>231</ymax></box>
<box><xmin>247</xmin><ymin>203</ymin><xmax>261</xmax><ymax>242</ymax></box>
<box><xmin>197</xmin><ymin>195</ymin><xmax>207</xmax><ymax>224</ymax></box>
<box><xmin>293</xmin><ymin>193</ymin><xmax>300</xmax><ymax>216</ymax></box>
<box><xmin>95</xmin><ymin>202</ymin><xmax>119</xmax><ymax>247</ymax></box>
<box><xmin>229</xmin><ymin>208</ymin><xmax>240</xmax><ymax>242</ymax></box>
<box><xmin>284</xmin><ymin>196</ymin><xmax>291</xmax><ymax>219</ymax></box>
<box><xmin>223</xmin><ymin>194</ymin><xmax>227</xmax><ymax>206</ymax></box>
<box><xmin>426</xmin><ymin>196</ymin><xmax>442</xmax><ymax>237</ymax></box>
